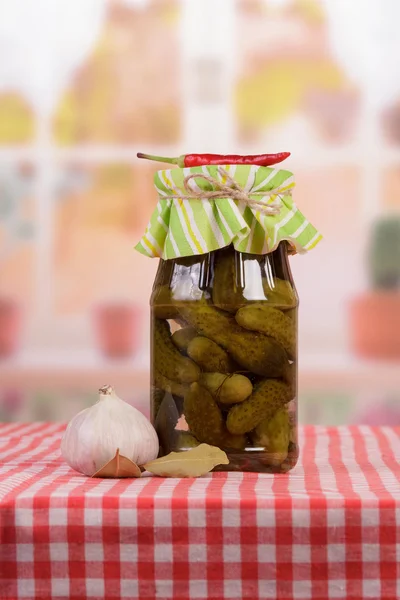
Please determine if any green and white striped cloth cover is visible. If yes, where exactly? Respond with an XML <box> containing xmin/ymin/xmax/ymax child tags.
<box><xmin>135</xmin><ymin>164</ymin><xmax>322</xmax><ymax>259</ymax></box>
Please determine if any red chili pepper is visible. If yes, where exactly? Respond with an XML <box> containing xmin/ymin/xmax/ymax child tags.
<box><xmin>137</xmin><ymin>151</ymin><xmax>290</xmax><ymax>168</ymax></box>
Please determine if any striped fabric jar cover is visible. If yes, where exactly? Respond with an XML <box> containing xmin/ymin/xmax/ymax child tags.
<box><xmin>135</xmin><ymin>164</ymin><xmax>322</xmax><ymax>259</ymax></box>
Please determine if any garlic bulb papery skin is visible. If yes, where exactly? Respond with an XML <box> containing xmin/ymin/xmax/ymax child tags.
<box><xmin>61</xmin><ymin>385</ymin><xmax>159</xmax><ymax>476</ymax></box>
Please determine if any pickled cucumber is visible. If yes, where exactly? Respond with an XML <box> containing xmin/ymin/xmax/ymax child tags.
<box><xmin>171</xmin><ymin>327</ymin><xmax>197</xmax><ymax>353</ymax></box>
<box><xmin>212</xmin><ymin>247</ymin><xmax>245</xmax><ymax>313</ymax></box>
<box><xmin>152</xmin><ymin>285</ymin><xmax>181</xmax><ymax>319</ymax></box>
<box><xmin>184</xmin><ymin>382</ymin><xmax>225</xmax><ymax>445</ymax></box>
<box><xmin>179</xmin><ymin>302</ymin><xmax>287</xmax><ymax>377</ymax></box>
<box><xmin>184</xmin><ymin>383</ymin><xmax>246</xmax><ymax>449</ymax></box>
<box><xmin>200</xmin><ymin>372</ymin><xmax>252</xmax><ymax>404</ymax></box>
<box><xmin>283</xmin><ymin>362</ymin><xmax>296</xmax><ymax>396</ymax></box>
<box><xmin>154</xmin><ymin>318</ymin><xmax>200</xmax><ymax>383</ymax></box>
<box><xmin>187</xmin><ymin>337</ymin><xmax>237</xmax><ymax>372</ymax></box>
<box><xmin>236</xmin><ymin>304</ymin><xmax>296</xmax><ymax>359</ymax></box>
<box><xmin>262</xmin><ymin>277</ymin><xmax>297</xmax><ymax>308</ymax></box>
<box><xmin>154</xmin><ymin>369</ymin><xmax>188</xmax><ymax>397</ymax></box>
<box><xmin>176</xmin><ymin>431</ymin><xmax>201</xmax><ymax>449</ymax></box>
<box><xmin>252</xmin><ymin>408</ymin><xmax>290</xmax><ymax>466</ymax></box>
<box><xmin>221</xmin><ymin>432</ymin><xmax>247</xmax><ymax>450</ymax></box>
<box><xmin>226</xmin><ymin>379</ymin><xmax>293</xmax><ymax>435</ymax></box>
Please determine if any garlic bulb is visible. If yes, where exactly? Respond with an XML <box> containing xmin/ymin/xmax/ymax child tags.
<box><xmin>61</xmin><ymin>385</ymin><xmax>159</xmax><ymax>476</ymax></box>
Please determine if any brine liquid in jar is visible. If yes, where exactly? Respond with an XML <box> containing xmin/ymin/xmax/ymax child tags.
<box><xmin>150</xmin><ymin>242</ymin><xmax>298</xmax><ymax>473</ymax></box>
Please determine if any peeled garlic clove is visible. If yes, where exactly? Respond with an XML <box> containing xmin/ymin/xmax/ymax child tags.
<box><xmin>61</xmin><ymin>385</ymin><xmax>159</xmax><ymax>476</ymax></box>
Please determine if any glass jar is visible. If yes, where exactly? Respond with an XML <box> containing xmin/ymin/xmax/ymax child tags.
<box><xmin>150</xmin><ymin>241</ymin><xmax>298</xmax><ymax>473</ymax></box>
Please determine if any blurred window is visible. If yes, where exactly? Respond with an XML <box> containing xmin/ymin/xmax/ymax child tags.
<box><xmin>0</xmin><ymin>0</ymin><xmax>398</xmax><ymax>360</ymax></box>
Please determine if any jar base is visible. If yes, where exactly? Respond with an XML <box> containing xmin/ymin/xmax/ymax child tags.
<box><xmin>211</xmin><ymin>443</ymin><xmax>299</xmax><ymax>474</ymax></box>
<box><xmin>157</xmin><ymin>441</ymin><xmax>299</xmax><ymax>474</ymax></box>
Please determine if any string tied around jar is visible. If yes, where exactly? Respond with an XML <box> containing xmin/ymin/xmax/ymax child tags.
<box><xmin>164</xmin><ymin>167</ymin><xmax>287</xmax><ymax>216</ymax></box>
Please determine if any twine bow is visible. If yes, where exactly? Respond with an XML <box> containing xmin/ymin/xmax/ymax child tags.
<box><xmin>165</xmin><ymin>167</ymin><xmax>285</xmax><ymax>216</ymax></box>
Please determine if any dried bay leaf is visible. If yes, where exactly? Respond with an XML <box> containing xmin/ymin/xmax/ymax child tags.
<box><xmin>155</xmin><ymin>392</ymin><xmax>180</xmax><ymax>455</ymax></box>
<box><xmin>92</xmin><ymin>449</ymin><xmax>141</xmax><ymax>478</ymax></box>
<box><xmin>143</xmin><ymin>443</ymin><xmax>229</xmax><ymax>477</ymax></box>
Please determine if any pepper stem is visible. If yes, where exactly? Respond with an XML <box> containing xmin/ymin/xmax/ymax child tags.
<box><xmin>137</xmin><ymin>152</ymin><xmax>179</xmax><ymax>166</ymax></box>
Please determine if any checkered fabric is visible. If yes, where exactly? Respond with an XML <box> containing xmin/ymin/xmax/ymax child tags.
<box><xmin>0</xmin><ymin>423</ymin><xmax>399</xmax><ymax>600</ymax></box>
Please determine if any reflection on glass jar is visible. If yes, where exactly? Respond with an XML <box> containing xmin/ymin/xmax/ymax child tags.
<box><xmin>150</xmin><ymin>242</ymin><xmax>298</xmax><ymax>473</ymax></box>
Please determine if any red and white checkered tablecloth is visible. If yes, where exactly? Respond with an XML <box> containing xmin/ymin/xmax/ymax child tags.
<box><xmin>0</xmin><ymin>423</ymin><xmax>399</xmax><ymax>600</ymax></box>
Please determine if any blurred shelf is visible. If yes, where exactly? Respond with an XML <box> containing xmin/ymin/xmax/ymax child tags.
<box><xmin>0</xmin><ymin>349</ymin><xmax>149</xmax><ymax>390</ymax></box>
<box><xmin>299</xmin><ymin>353</ymin><xmax>400</xmax><ymax>391</ymax></box>
<box><xmin>0</xmin><ymin>350</ymin><xmax>399</xmax><ymax>392</ymax></box>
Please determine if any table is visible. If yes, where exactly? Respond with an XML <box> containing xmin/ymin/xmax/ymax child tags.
<box><xmin>0</xmin><ymin>423</ymin><xmax>399</xmax><ymax>600</ymax></box>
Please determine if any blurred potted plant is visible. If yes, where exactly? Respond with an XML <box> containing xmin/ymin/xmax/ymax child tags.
<box><xmin>349</xmin><ymin>216</ymin><xmax>400</xmax><ymax>359</ymax></box>
<box><xmin>0</xmin><ymin>389</ymin><xmax>24</xmax><ymax>421</ymax></box>
<box><xmin>92</xmin><ymin>302</ymin><xmax>142</xmax><ymax>359</ymax></box>
<box><xmin>0</xmin><ymin>165</ymin><xmax>34</xmax><ymax>358</ymax></box>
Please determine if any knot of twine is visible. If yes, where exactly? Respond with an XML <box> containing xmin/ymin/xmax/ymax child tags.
<box><xmin>164</xmin><ymin>167</ymin><xmax>285</xmax><ymax>216</ymax></box>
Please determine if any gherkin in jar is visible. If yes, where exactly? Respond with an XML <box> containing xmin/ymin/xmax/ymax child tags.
<box><xmin>136</xmin><ymin>162</ymin><xmax>321</xmax><ymax>473</ymax></box>
<box><xmin>149</xmin><ymin>243</ymin><xmax>299</xmax><ymax>472</ymax></box>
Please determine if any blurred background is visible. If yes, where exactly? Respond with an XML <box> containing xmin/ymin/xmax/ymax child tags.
<box><xmin>0</xmin><ymin>0</ymin><xmax>399</xmax><ymax>425</ymax></box>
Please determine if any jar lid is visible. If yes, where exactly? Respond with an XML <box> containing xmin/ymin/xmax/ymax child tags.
<box><xmin>135</xmin><ymin>165</ymin><xmax>322</xmax><ymax>259</ymax></box>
